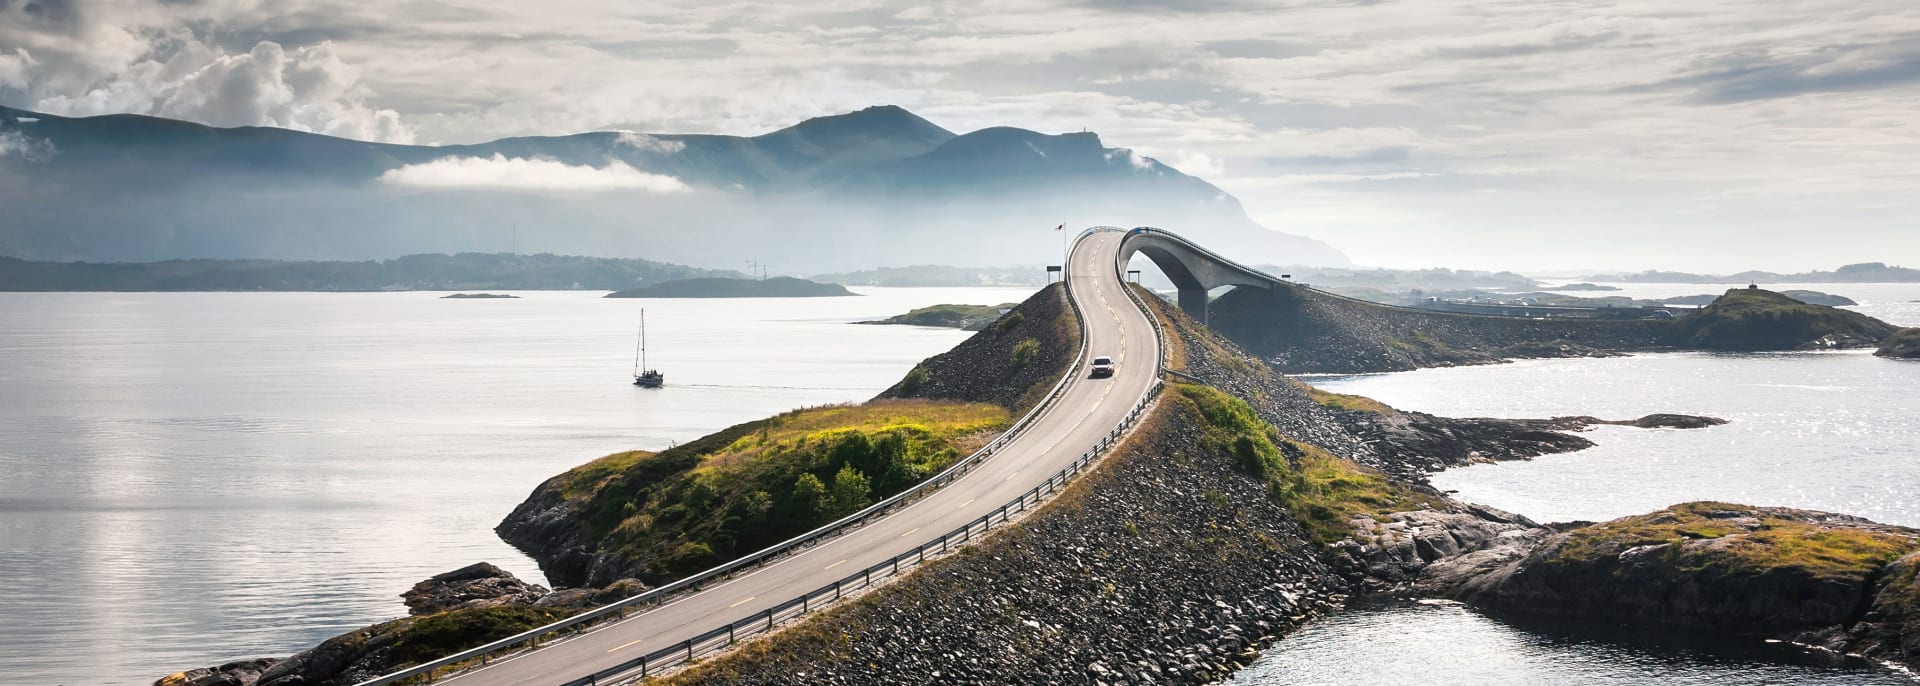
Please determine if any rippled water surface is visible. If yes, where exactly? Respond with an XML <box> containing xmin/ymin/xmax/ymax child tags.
<box><xmin>1229</xmin><ymin>600</ymin><xmax>1914</xmax><ymax>686</ymax></box>
<box><xmin>0</xmin><ymin>288</ymin><xmax>1024</xmax><ymax>685</ymax></box>
<box><xmin>1235</xmin><ymin>282</ymin><xmax>1920</xmax><ymax>684</ymax></box>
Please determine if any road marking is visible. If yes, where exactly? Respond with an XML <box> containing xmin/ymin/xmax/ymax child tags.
<box><xmin>1003</xmin><ymin>471</ymin><xmax>1019</xmax><ymax>482</ymax></box>
<box><xmin>729</xmin><ymin>596</ymin><xmax>756</xmax><ymax>608</ymax></box>
<box><xmin>607</xmin><ymin>638</ymin><xmax>644</xmax><ymax>653</ymax></box>
<box><xmin>825</xmin><ymin>559</ymin><xmax>846</xmax><ymax>570</ymax></box>
<box><xmin>961</xmin><ymin>498</ymin><xmax>976</xmax><ymax>507</ymax></box>
<box><xmin>900</xmin><ymin>527</ymin><xmax>921</xmax><ymax>538</ymax></box>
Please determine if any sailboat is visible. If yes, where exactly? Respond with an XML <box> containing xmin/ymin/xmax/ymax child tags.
<box><xmin>633</xmin><ymin>309</ymin><xmax>664</xmax><ymax>388</ymax></box>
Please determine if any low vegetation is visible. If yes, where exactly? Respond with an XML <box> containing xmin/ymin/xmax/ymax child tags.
<box><xmin>862</xmin><ymin>302</ymin><xmax>1018</xmax><ymax>330</ymax></box>
<box><xmin>557</xmin><ymin>400</ymin><xmax>1009</xmax><ymax>578</ymax></box>
<box><xmin>1672</xmin><ymin>287</ymin><xmax>1898</xmax><ymax>350</ymax></box>
<box><xmin>1550</xmin><ymin>502</ymin><xmax>1919</xmax><ymax>580</ymax></box>
<box><xmin>1297</xmin><ymin>382</ymin><xmax>1393</xmax><ymax>414</ymax></box>
<box><xmin>389</xmin><ymin>605</ymin><xmax>575</xmax><ymax>665</ymax></box>
<box><xmin>1173</xmin><ymin>384</ymin><xmax>1439</xmax><ymax>544</ymax></box>
<box><xmin>1010</xmin><ymin>338</ymin><xmax>1040</xmax><ymax>367</ymax></box>
<box><xmin>1878</xmin><ymin>328</ymin><xmax>1920</xmax><ymax>359</ymax></box>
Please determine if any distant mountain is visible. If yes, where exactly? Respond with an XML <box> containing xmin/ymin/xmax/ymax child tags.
<box><xmin>1584</xmin><ymin>263</ymin><xmax>1920</xmax><ymax>284</ymax></box>
<box><xmin>0</xmin><ymin>104</ymin><xmax>1347</xmax><ymax>270</ymax></box>
<box><xmin>0</xmin><ymin>253</ymin><xmax>737</xmax><ymax>291</ymax></box>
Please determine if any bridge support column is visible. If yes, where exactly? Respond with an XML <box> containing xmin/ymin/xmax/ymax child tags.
<box><xmin>1178</xmin><ymin>287</ymin><xmax>1209</xmax><ymax>324</ymax></box>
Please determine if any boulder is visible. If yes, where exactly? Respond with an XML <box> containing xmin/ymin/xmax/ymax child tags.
<box><xmin>154</xmin><ymin>659</ymin><xmax>278</xmax><ymax>686</ymax></box>
<box><xmin>402</xmin><ymin>562</ymin><xmax>548</xmax><ymax>615</ymax></box>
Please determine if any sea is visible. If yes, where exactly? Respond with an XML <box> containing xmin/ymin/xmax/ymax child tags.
<box><xmin>2</xmin><ymin>282</ymin><xmax>1917</xmax><ymax>685</ymax></box>
<box><xmin>0</xmin><ymin>287</ymin><xmax>1009</xmax><ymax>685</ymax></box>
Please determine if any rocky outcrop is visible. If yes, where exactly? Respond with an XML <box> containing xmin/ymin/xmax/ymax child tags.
<box><xmin>156</xmin><ymin>659</ymin><xmax>279</xmax><ymax>686</ymax></box>
<box><xmin>156</xmin><ymin>564</ymin><xmax>635</xmax><ymax>686</ymax></box>
<box><xmin>1878</xmin><ymin>328</ymin><xmax>1920</xmax><ymax>359</ymax></box>
<box><xmin>1673</xmin><ymin>287</ymin><xmax>1896</xmax><ymax>351</ymax></box>
<box><xmin>402</xmin><ymin>562</ymin><xmax>549</xmax><ymax>615</ymax></box>
<box><xmin>1418</xmin><ymin>502</ymin><xmax>1920</xmax><ymax>670</ymax></box>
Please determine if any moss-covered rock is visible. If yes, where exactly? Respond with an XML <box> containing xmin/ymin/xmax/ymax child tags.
<box><xmin>879</xmin><ymin>283</ymin><xmax>1079</xmax><ymax>411</ymax></box>
<box><xmin>1877</xmin><ymin>328</ymin><xmax>1920</xmax><ymax>359</ymax></box>
<box><xmin>857</xmin><ymin>302</ymin><xmax>1018</xmax><ymax>330</ymax></box>
<box><xmin>1455</xmin><ymin>502</ymin><xmax>1920</xmax><ymax>640</ymax></box>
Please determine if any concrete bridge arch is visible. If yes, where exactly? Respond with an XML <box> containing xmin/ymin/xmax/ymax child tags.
<box><xmin>1103</xmin><ymin>226</ymin><xmax>1282</xmax><ymax>324</ymax></box>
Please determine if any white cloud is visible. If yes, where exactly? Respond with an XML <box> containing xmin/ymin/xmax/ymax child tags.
<box><xmin>0</xmin><ymin>129</ymin><xmax>55</xmax><ymax>162</ymax></box>
<box><xmin>614</xmin><ymin>131</ymin><xmax>686</xmax><ymax>154</ymax></box>
<box><xmin>378</xmin><ymin>154</ymin><xmax>689</xmax><ymax>193</ymax></box>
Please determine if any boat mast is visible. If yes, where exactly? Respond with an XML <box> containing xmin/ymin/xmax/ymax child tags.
<box><xmin>634</xmin><ymin>310</ymin><xmax>645</xmax><ymax>375</ymax></box>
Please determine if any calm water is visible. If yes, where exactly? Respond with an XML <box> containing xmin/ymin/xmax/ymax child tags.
<box><xmin>0</xmin><ymin>287</ymin><xmax>1025</xmax><ymax>686</ymax></box>
<box><xmin>1233</xmin><ymin>283</ymin><xmax>1920</xmax><ymax>684</ymax></box>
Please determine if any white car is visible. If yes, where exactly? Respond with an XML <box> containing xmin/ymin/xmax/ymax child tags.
<box><xmin>1089</xmin><ymin>356</ymin><xmax>1115</xmax><ymax>378</ymax></box>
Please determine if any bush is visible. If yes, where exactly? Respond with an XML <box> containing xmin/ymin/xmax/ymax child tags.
<box><xmin>1011</xmin><ymin>338</ymin><xmax>1040</xmax><ymax>367</ymax></box>
<box><xmin>994</xmin><ymin>310</ymin><xmax>1025</xmax><ymax>333</ymax></box>
<box><xmin>899</xmin><ymin>364</ymin><xmax>931</xmax><ymax>393</ymax></box>
<box><xmin>830</xmin><ymin>465</ymin><xmax>873</xmax><ymax>516</ymax></box>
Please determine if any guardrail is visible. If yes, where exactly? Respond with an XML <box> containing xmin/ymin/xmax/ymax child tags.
<box><xmin>357</xmin><ymin>231</ymin><xmax>1113</xmax><ymax>686</ymax></box>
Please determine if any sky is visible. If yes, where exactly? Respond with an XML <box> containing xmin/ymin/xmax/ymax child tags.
<box><xmin>2</xmin><ymin>0</ymin><xmax>1918</xmax><ymax>273</ymax></box>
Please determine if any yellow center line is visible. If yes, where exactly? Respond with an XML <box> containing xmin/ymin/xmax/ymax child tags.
<box><xmin>899</xmin><ymin>527</ymin><xmax>921</xmax><ymax>538</ymax></box>
<box><xmin>607</xmin><ymin>638</ymin><xmax>644</xmax><ymax>653</ymax></box>
<box><xmin>729</xmin><ymin>596</ymin><xmax>756</xmax><ymax>608</ymax></box>
<box><xmin>824</xmin><ymin>559</ymin><xmax>846</xmax><ymax>570</ymax></box>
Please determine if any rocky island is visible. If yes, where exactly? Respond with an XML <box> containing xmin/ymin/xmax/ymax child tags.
<box><xmin>1878</xmin><ymin>328</ymin><xmax>1920</xmax><ymax>359</ymax></box>
<box><xmin>604</xmin><ymin>276</ymin><xmax>854</xmax><ymax>298</ymax></box>
<box><xmin>857</xmin><ymin>302</ymin><xmax>1019</xmax><ymax>330</ymax></box>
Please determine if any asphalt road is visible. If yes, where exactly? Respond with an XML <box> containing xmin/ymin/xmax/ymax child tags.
<box><xmin>442</xmin><ymin>229</ymin><xmax>1160</xmax><ymax>685</ymax></box>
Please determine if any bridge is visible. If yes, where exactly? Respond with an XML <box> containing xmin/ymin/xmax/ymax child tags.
<box><xmin>359</xmin><ymin>226</ymin><xmax>1275</xmax><ymax>686</ymax></box>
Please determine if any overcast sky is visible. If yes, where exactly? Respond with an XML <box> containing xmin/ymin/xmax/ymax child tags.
<box><xmin>3</xmin><ymin>0</ymin><xmax>1917</xmax><ymax>272</ymax></box>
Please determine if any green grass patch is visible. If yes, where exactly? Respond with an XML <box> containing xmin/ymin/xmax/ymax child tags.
<box><xmin>1552</xmin><ymin>502</ymin><xmax>1919</xmax><ymax>580</ymax></box>
<box><xmin>559</xmin><ymin>400</ymin><xmax>1009</xmax><ymax>579</ymax></box>
<box><xmin>1171</xmin><ymin>384</ymin><xmax>1439</xmax><ymax>544</ymax></box>
<box><xmin>1676</xmin><ymin>288</ymin><xmax>1896</xmax><ymax>350</ymax></box>
<box><xmin>1296</xmin><ymin>382</ymin><xmax>1393</xmax><ymax>414</ymax></box>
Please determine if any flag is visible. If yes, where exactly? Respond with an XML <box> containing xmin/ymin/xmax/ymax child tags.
<box><xmin>1054</xmin><ymin>223</ymin><xmax>1064</xmax><ymax>231</ymax></box>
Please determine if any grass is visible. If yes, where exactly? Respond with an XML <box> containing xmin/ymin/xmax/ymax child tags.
<box><xmin>1011</xmin><ymin>338</ymin><xmax>1039</xmax><ymax>367</ymax></box>
<box><xmin>1295</xmin><ymin>381</ymin><xmax>1393</xmax><ymax>414</ymax></box>
<box><xmin>883</xmin><ymin>303</ymin><xmax>1019</xmax><ymax>328</ymax></box>
<box><xmin>1551</xmin><ymin>502</ymin><xmax>1919</xmax><ymax>580</ymax></box>
<box><xmin>561</xmin><ymin>400</ymin><xmax>1010</xmax><ymax>579</ymax></box>
<box><xmin>1172</xmin><ymin>384</ymin><xmax>1440</xmax><ymax>544</ymax></box>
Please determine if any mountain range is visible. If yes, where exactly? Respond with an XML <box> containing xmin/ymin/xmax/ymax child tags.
<box><xmin>0</xmin><ymin>104</ymin><xmax>1346</xmax><ymax>270</ymax></box>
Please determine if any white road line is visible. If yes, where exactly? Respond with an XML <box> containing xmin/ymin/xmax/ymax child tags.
<box><xmin>825</xmin><ymin>559</ymin><xmax>846</xmax><ymax>570</ymax></box>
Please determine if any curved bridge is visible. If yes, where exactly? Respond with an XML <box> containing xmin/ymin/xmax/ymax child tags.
<box><xmin>1115</xmin><ymin>226</ymin><xmax>1284</xmax><ymax>324</ymax></box>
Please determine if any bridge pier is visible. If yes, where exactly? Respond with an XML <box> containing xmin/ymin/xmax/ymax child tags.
<box><xmin>1177</xmin><ymin>287</ymin><xmax>1209</xmax><ymax>325</ymax></box>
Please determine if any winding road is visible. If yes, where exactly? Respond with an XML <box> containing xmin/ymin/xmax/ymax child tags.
<box><xmin>434</xmin><ymin>229</ymin><xmax>1161</xmax><ymax>684</ymax></box>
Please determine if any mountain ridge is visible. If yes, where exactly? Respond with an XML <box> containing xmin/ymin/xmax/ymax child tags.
<box><xmin>0</xmin><ymin>103</ymin><xmax>1349</xmax><ymax>269</ymax></box>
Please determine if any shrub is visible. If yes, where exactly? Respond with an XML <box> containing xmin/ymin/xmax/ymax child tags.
<box><xmin>1011</xmin><ymin>338</ymin><xmax>1040</xmax><ymax>367</ymax></box>
<box><xmin>899</xmin><ymin>364</ymin><xmax>931</xmax><ymax>393</ymax></box>
<box><xmin>830</xmin><ymin>465</ymin><xmax>873</xmax><ymax>516</ymax></box>
<box><xmin>994</xmin><ymin>310</ymin><xmax>1025</xmax><ymax>333</ymax></box>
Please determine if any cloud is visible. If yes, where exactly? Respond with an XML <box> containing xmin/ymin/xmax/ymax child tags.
<box><xmin>1</xmin><ymin>2</ymin><xmax>411</xmax><ymax>142</ymax></box>
<box><xmin>378</xmin><ymin>154</ymin><xmax>689</xmax><ymax>192</ymax></box>
<box><xmin>614</xmin><ymin>131</ymin><xmax>686</xmax><ymax>154</ymax></box>
<box><xmin>1106</xmin><ymin>148</ymin><xmax>1156</xmax><ymax>170</ymax></box>
<box><xmin>0</xmin><ymin>129</ymin><xmax>55</xmax><ymax>162</ymax></box>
